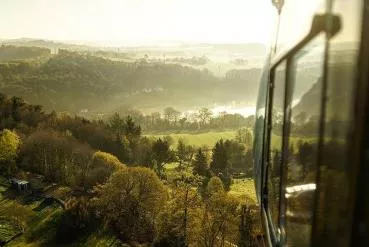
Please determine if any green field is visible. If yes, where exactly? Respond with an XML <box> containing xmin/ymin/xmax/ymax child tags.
<box><xmin>164</xmin><ymin>163</ymin><xmax>257</xmax><ymax>205</ymax></box>
<box><xmin>146</xmin><ymin>130</ymin><xmax>237</xmax><ymax>148</ymax></box>
<box><xmin>147</xmin><ymin>130</ymin><xmax>317</xmax><ymax>153</ymax></box>
<box><xmin>270</xmin><ymin>133</ymin><xmax>317</xmax><ymax>150</ymax></box>
<box><xmin>229</xmin><ymin>178</ymin><xmax>257</xmax><ymax>203</ymax></box>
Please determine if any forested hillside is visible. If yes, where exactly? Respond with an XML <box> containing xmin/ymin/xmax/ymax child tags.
<box><xmin>0</xmin><ymin>92</ymin><xmax>262</xmax><ymax>246</ymax></box>
<box><xmin>0</xmin><ymin>45</ymin><xmax>50</xmax><ymax>61</ymax></box>
<box><xmin>0</xmin><ymin>49</ymin><xmax>262</xmax><ymax>114</ymax></box>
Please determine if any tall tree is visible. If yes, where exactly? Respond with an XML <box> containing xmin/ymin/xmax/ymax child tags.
<box><xmin>85</xmin><ymin>151</ymin><xmax>124</xmax><ymax>188</ymax></box>
<box><xmin>152</xmin><ymin>138</ymin><xmax>173</xmax><ymax>178</ymax></box>
<box><xmin>198</xmin><ymin>108</ymin><xmax>212</xmax><ymax>127</ymax></box>
<box><xmin>93</xmin><ymin>167</ymin><xmax>167</xmax><ymax>243</ymax></box>
<box><xmin>164</xmin><ymin>107</ymin><xmax>181</xmax><ymax>125</ymax></box>
<box><xmin>123</xmin><ymin>115</ymin><xmax>141</xmax><ymax>141</ymax></box>
<box><xmin>176</xmin><ymin>138</ymin><xmax>195</xmax><ymax>169</ymax></box>
<box><xmin>108</xmin><ymin>112</ymin><xmax>125</xmax><ymax>136</ymax></box>
<box><xmin>198</xmin><ymin>178</ymin><xmax>240</xmax><ymax>247</ymax></box>
<box><xmin>210</xmin><ymin>139</ymin><xmax>229</xmax><ymax>174</ymax></box>
<box><xmin>235</xmin><ymin>128</ymin><xmax>253</xmax><ymax>148</ymax></box>
<box><xmin>192</xmin><ymin>148</ymin><xmax>209</xmax><ymax>177</ymax></box>
<box><xmin>0</xmin><ymin>129</ymin><xmax>21</xmax><ymax>174</ymax></box>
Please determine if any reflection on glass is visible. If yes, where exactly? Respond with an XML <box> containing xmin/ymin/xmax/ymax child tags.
<box><xmin>275</xmin><ymin>0</ymin><xmax>324</xmax><ymax>56</ymax></box>
<box><xmin>268</xmin><ymin>61</ymin><xmax>286</xmax><ymax>233</ymax></box>
<box><xmin>285</xmin><ymin>34</ymin><xmax>325</xmax><ymax>246</ymax></box>
<box><xmin>314</xmin><ymin>1</ymin><xmax>364</xmax><ymax>245</ymax></box>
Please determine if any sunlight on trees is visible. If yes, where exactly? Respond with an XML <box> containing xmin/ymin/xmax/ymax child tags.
<box><xmin>93</xmin><ymin>167</ymin><xmax>167</xmax><ymax>243</ymax></box>
<box><xmin>0</xmin><ymin>129</ymin><xmax>21</xmax><ymax>174</ymax></box>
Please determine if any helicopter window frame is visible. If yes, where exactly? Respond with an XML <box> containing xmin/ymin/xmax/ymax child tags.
<box><xmin>265</xmin><ymin>60</ymin><xmax>288</xmax><ymax>243</ymax></box>
<box><xmin>264</xmin><ymin>13</ymin><xmax>341</xmax><ymax>246</ymax></box>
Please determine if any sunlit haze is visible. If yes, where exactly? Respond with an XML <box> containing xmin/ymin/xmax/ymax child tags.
<box><xmin>0</xmin><ymin>0</ymin><xmax>275</xmax><ymax>45</ymax></box>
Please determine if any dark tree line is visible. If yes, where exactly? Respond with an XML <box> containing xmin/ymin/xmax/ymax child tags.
<box><xmin>0</xmin><ymin>45</ymin><xmax>50</xmax><ymax>61</ymax></box>
<box><xmin>106</xmin><ymin>106</ymin><xmax>255</xmax><ymax>132</ymax></box>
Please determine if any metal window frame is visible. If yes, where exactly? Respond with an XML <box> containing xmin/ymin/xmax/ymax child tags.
<box><xmin>263</xmin><ymin>13</ymin><xmax>341</xmax><ymax>246</ymax></box>
<box><xmin>349</xmin><ymin>0</ymin><xmax>369</xmax><ymax>245</ymax></box>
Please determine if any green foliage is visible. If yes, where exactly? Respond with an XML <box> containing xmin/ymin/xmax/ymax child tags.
<box><xmin>198</xmin><ymin>108</ymin><xmax>213</xmax><ymax>127</ymax></box>
<box><xmin>235</xmin><ymin>128</ymin><xmax>253</xmax><ymax>149</ymax></box>
<box><xmin>193</xmin><ymin>148</ymin><xmax>209</xmax><ymax>177</ymax></box>
<box><xmin>0</xmin><ymin>93</ymin><xmax>46</xmax><ymax>132</ymax></box>
<box><xmin>0</xmin><ymin>129</ymin><xmax>21</xmax><ymax>173</ymax></box>
<box><xmin>55</xmin><ymin>197</ymin><xmax>96</xmax><ymax>244</ymax></box>
<box><xmin>147</xmin><ymin>130</ymin><xmax>236</xmax><ymax>148</ymax></box>
<box><xmin>152</xmin><ymin>138</ymin><xmax>174</xmax><ymax>178</ymax></box>
<box><xmin>206</xmin><ymin>176</ymin><xmax>225</xmax><ymax>197</ymax></box>
<box><xmin>0</xmin><ymin>45</ymin><xmax>50</xmax><ymax>61</ymax></box>
<box><xmin>0</xmin><ymin>51</ymin><xmax>260</xmax><ymax>114</ymax></box>
<box><xmin>210</xmin><ymin>138</ymin><xmax>253</xmax><ymax>178</ymax></box>
<box><xmin>229</xmin><ymin>179</ymin><xmax>257</xmax><ymax>203</ymax></box>
<box><xmin>210</xmin><ymin>139</ymin><xmax>229</xmax><ymax>174</ymax></box>
<box><xmin>156</xmin><ymin>174</ymin><xmax>202</xmax><ymax>246</ymax></box>
<box><xmin>0</xmin><ymin>201</ymin><xmax>32</xmax><ymax>234</ymax></box>
<box><xmin>20</xmin><ymin>130</ymin><xmax>94</xmax><ymax>186</ymax></box>
<box><xmin>24</xmin><ymin>210</ymin><xmax>63</xmax><ymax>244</ymax></box>
<box><xmin>163</xmin><ymin>107</ymin><xmax>181</xmax><ymax>123</ymax></box>
<box><xmin>197</xmin><ymin>181</ymin><xmax>241</xmax><ymax>247</ymax></box>
<box><xmin>85</xmin><ymin>151</ymin><xmax>125</xmax><ymax>188</ymax></box>
<box><xmin>93</xmin><ymin>167</ymin><xmax>167</xmax><ymax>243</ymax></box>
<box><xmin>176</xmin><ymin>138</ymin><xmax>195</xmax><ymax>169</ymax></box>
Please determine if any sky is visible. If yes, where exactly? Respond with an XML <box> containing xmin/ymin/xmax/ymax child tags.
<box><xmin>0</xmin><ymin>0</ymin><xmax>275</xmax><ymax>45</ymax></box>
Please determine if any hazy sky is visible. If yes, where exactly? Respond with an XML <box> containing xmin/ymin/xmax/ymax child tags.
<box><xmin>0</xmin><ymin>0</ymin><xmax>275</xmax><ymax>45</ymax></box>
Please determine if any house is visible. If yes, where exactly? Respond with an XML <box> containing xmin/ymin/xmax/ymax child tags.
<box><xmin>9</xmin><ymin>178</ymin><xmax>30</xmax><ymax>192</ymax></box>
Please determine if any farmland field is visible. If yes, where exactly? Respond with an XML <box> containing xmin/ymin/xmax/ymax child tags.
<box><xmin>146</xmin><ymin>130</ymin><xmax>237</xmax><ymax>148</ymax></box>
<box><xmin>147</xmin><ymin>129</ymin><xmax>316</xmax><ymax>150</ymax></box>
<box><xmin>229</xmin><ymin>178</ymin><xmax>257</xmax><ymax>203</ymax></box>
<box><xmin>164</xmin><ymin>163</ymin><xmax>257</xmax><ymax>204</ymax></box>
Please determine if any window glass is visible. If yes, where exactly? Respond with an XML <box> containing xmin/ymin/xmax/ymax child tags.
<box><xmin>314</xmin><ymin>0</ymin><xmax>364</xmax><ymax>245</ymax></box>
<box><xmin>268</xmin><ymin>61</ymin><xmax>286</xmax><ymax>233</ymax></box>
<box><xmin>285</xmin><ymin>34</ymin><xmax>325</xmax><ymax>246</ymax></box>
<box><xmin>274</xmin><ymin>0</ymin><xmax>325</xmax><ymax>56</ymax></box>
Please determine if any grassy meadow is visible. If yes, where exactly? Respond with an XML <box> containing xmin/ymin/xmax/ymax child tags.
<box><xmin>146</xmin><ymin>130</ymin><xmax>237</xmax><ymax>148</ymax></box>
<box><xmin>147</xmin><ymin>129</ymin><xmax>316</xmax><ymax>151</ymax></box>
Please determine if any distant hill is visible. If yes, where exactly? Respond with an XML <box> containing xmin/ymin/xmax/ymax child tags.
<box><xmin>0</xmin><ymin>50</ymin><xmax>262</xmax><ymax>114</ymax></box>
<box><xmin>0</xmin><ymin>45</ymin><xmax>51</xmax><ymax>61</ymax></box>
<box><xmin>293</xmin><ymin>62</ymin><xmax>354</xmax><ymax>119</ymax></box>
<box><xmin>0</xmin><ymin>38</ymin><xmax>97</xmax><ymax>51</ymax></box>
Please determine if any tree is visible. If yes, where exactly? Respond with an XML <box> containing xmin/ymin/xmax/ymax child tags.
<box><xmin>179</xmin><ymin>117</ymin><xmax>187</xmax><ymax>128</ymax></box>
<box><xmin>20</xmin><ymin>130</ymin><xmax>93</xmax><ymax>185</ymax></box>
<box><xmin>210</xmin><ymin>139</ymin><xmax>233</xmax><ymax>190</ymax></box>
<box><xmin>176</xmin><ymin>138</ymin><xmax>195</xmax><ymax>169</ymax></box>
<box><xmin>85</xmin><ymin>151</ymin><xmax>125</xmax><ymax>188</ymax></box>
<box><xmin>198</xmin><ymin>179</ymin><xmax>240</xmax><ymax>247</ymax></box>
<box><xmin>0</xmin><ymin>129</ymin><xmax>21</xmax><ymax>174</ymax></box>
<box><xmin>210</xmin><ymin>139</ymin><xmax>229</xmax><ymax>174</ymax></box>
<box><xmin>134</xmin><ymin>137</ymin><xmax>154</xmax><ymax>167</ymax></box>
<box><xmin>157</xmin><ymin>174</ymin><xmax>202</xmax><ymax>246</ymax></box>
<box><xmin>152</xmin><ymin>138</ymin><xmax>173</xmax><ymax>178</ymax></box>
<box><xmin>235</xmin><ymin>128</ymin><xmax>253</xmax><ymax>148</ymax></box>
<box><xmin>123</xmin><ymin>115</ymin><xmax>141</xmax><ymax>142</ymax></box>
<box><xmin>93</xmin><ymin>167</ymin><xmax>167</xmax><ymax>243</ymax></box>
<box><xmin>56</xmin><ymin>197</ymin><xmax>94</xmax><ymax>243</ymax></box>
<box><xmin>108</xmin><ymin>112</ymin><xmax>125</xmax><ymax>136</ymax></box>
<box><xmin>206</xmin><ymin>176</ymin><xmax>225</xmax><ymax>197</ymax></box>
<box><xmin>164</xmin><ymin>107</ymin><xmax>181</xmax><ymax>125</ymax></box>
<box><xmin>297</xmin><ymin>141</ymin><xmax>316</xmax><ymax>179</ymax></box>
<box><xmin>198</xmin><ymin>108</ymin><xmax>212</xmax><ymax>127</ymax></box>
<box><xmin>239</xmin><ymin>204</ymin><xmax>259</xmax><ymax>247</ymax></box>
<box><xmin>193</xmin><ymin>148</ymin><xmax>209</xmax><ymax>177</ymax></box>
